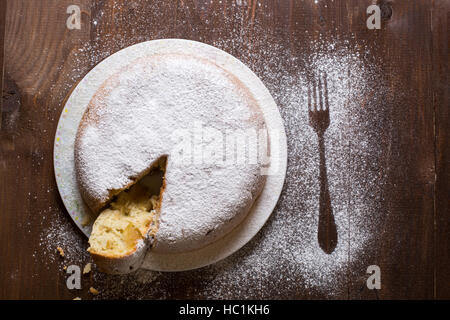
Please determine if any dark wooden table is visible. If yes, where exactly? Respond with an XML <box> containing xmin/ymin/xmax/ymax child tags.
<box><xmin>0</xmin><ymin>0</ymin><xmax>448</xmax><ymax>299</ymax></box>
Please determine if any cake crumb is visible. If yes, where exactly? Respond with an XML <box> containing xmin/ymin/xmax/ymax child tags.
<box><xmin>63</xmin><ymin>266</ymin><xmax>67</xmax><ymax>271</ymax></box>
<box><xmin>89</xmin><ymin>287</ymin><xmax>99</xmax><ymax>295</ymax></box>
<box><xmin>83</xmin><ymin>263</ymin><xmax>92</xmax><ymax>274</ymax></box>
<box><xmin>56</xmin><ymin>247</ymin><xmax>65</xmax><ymax>257</ymax></box>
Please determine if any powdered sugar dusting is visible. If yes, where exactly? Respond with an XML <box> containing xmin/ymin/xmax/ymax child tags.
<box><xmin>187</xmin><ymin>40</ymin><xmax>389</xmax><ymax>297</ymax></box>
<box><xmin>37</xmin><ymin>206</ymin><xmax>89</xmax><ymax>268</ymax></box>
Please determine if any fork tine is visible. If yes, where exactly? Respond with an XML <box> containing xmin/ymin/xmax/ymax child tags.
<box><xmin>312</xmin><ymin>78</ymin><xmax>317</xmax><ymax>111</ymax></box>
<box><xmin>308</xmin><ymin>83</ymin><xmax>312</xmax><ymax>111</ymax></box>
<box><xmin>318</xmin><ymin>75</ymin><xmax>323</xmax><ymax>111</ymax></box>
<box><xmin>323</xmin><ymin>73</ymin><xmax>329</xmax><ymax>110</ymax></box>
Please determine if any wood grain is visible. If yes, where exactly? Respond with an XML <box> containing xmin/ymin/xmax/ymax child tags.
<box><xmin>0</xmin><ymin>0</ymin><xmax>6</xmax><ymax>127</ymax></box>
<box><xmin>0</xmin><ymin>0</ymin><xmax>448</xmax><ymax>299</ymax></box>
<box><xmin>432</xmin><ymin>0</ymin><xmax>450</xmax><ymax>300</ymax></box>
<box><xmin>348</xmin><ymin>0</ymin><xmax>436</xmax><ymax>300</ymax></box>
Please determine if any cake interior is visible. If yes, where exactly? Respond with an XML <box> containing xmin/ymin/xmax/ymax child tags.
<box><xmin>88</xmin><ymin>158</ymin><xmax>166</xmax><ymax>257</ymax></box>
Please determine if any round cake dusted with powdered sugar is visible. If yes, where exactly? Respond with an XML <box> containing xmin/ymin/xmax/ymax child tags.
<box><xmin>74</xmin><ymin>52</ymin><xmax>268</xmax><ymax>272</ymax></box>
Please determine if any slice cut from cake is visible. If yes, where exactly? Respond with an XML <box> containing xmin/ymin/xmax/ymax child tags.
<box><xmin>87</xmin><ymin>159</ymin><xmax>165</xmax><ymax>274</ymax></box>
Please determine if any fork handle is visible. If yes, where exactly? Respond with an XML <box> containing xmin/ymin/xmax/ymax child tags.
<box><xmin>317</xmin><ymin>134</ymin><xmax>338</xmax><ymax>254</ymax></box>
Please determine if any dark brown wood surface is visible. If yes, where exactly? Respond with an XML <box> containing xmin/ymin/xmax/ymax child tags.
<box><xmin>0</xmin><ymin>0</ymin><xmax>448</xmax><ymax>299</ymax></box>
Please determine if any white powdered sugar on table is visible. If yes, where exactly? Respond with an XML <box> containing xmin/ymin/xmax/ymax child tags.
<box><xmin>197</xmin><ymin>41</ymin><xmax>389</xmax><ymax>296</ymax></box>
<box><xmin>38</xmin><ymin>2</ymin><xmax>391</xmax><ymax>298</ymax></box>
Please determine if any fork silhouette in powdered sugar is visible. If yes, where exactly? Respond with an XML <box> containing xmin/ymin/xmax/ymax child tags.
<box><xmin>308</xmin><ymin>73</ymin><xmax>338</xmax><ymax>254</ymax></box>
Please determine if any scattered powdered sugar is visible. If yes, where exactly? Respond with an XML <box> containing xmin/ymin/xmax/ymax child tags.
<box><xmin>38</xmin><ymin>207</ymin><xmax>89</xmax><ymax>268</ymax></box>
<box><xmin>187</xmin><ymin>39</ymin><xmax>390</xmax><ymax>297</ymax></box>
<box><xmin>38</xmin><ymin>2</ymin><xmax>392</xmax><ymax>298</ymax></box>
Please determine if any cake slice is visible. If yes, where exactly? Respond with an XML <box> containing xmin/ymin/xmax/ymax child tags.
<box><xmin>87</xmin><ymin>161</ymin><xmax>165</xmax><ymax>274</ymax></box>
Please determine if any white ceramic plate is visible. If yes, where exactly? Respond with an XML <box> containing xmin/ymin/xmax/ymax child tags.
<box><xmin>53</xmin><ymin>39</ymin><xmax>287</xmax><ymax>272</ymax></box>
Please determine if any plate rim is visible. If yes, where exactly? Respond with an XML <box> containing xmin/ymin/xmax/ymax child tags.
<box><xmin>53</xmin><ymin>39</ymin><xmax>287</xmax><ymax>272</ymax></box>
